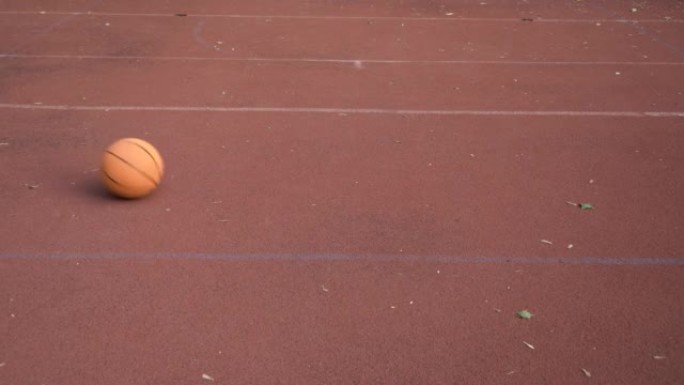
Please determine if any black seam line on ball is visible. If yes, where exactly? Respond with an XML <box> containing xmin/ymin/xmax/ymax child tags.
<box><xmin>105</xmin><ymin>151</ymin><xmax>158</xmax><ymax>187</ymax></box>
<box><xmin>123</xmin><ymin>139</ymin><xmax>162</xmax><ymax>178</ymax></box>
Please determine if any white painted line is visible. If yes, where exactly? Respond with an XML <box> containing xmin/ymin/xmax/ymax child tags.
<box><xmin>0</xmin><ymin>11</ymin><xmax>681</xmax><ymax>23</ymax></box>
<box><xmin>2</xmin><ymin>252</ymin><xmax>684</xmax><ymax>265</ymax></box>
<box><xmin>1</xmin><ymin>103</ymin><xmax>683</xmax><ymax>117</ymax></box>
<box><xmin>1</xmin><ymin>53</ymin><xmax>682</xmax><ymax>66</ymax></box>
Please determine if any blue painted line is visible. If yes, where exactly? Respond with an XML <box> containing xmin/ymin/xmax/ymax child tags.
<box><xmin>0</xmin><ymin>252</ymin><xmax>683</xmax><ymax>266</ymax></box>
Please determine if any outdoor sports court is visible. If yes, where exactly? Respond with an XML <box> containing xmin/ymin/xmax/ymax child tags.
<box><xmin>1</xmin><ymin>1</ymin><xmax>683</xmax><ymax>384</ymax></box>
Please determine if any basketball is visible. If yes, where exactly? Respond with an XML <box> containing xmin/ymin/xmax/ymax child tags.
<box><xmin>100</xmin><ymin>138</ymin><xmax>164</xmax><ymax>199</ymax></box>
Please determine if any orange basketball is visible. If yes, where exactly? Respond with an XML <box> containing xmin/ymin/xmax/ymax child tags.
<box><xmin>101</xmin><ymin>138</ymin><xmax>164</xmax><ymax>199</ymax></box>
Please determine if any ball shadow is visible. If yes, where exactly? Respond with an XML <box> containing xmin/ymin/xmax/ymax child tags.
<box><xmin>82</xmin><ymin>175</ymin><xmax>122</xmax><ymax>201</ymax></box>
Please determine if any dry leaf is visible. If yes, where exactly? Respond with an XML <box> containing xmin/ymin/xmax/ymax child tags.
<box><xmin>517</xmin><ymin>310</ymin><xmax>533</xmax><ymax>320</ymax></box>
<box><xmin>523</xmin><ymin>341</ymin><xmax>535</xmax><ymax>350</ymax></box>
<box><xmin>321</xmin><ymin>285</ymin><xmax>329</xmax><ymax>293</ymax></box>
<box><xmin>541</xmin><ymin>239</ymin><xmax>553</xmax><ymax>245</ymax></box>
<box><xmin>581</xmin><ymin>368</ymin><xmax>591</xmax><ymax>378</ymax></box>
<box><xmin>202</xmin><ymin>373</ymin><xmax>215</xmax><ymax>381</ymax></box>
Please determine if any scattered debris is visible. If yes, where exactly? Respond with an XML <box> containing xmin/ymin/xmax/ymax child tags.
<box><xmin>104</xmin><ymin>22</ymin><xmax>110</xmax><ymax>26</ymax></box>
<box><xmin>653</xmin><ymin>355</ymin><xmax>667</xmax><ymax>360</ymax></box>
<box><xmin>24</xmin><ymin>183</ymin><xmax>40</xmax><ymax>189</ymax></box>
<box><xmin>390</xmin><ymin>305</ymin><xmax>397</xmax><ymax>309</ymax></box>
<box><xmin>589</xmin><ymin>179</ymin><xmax>595</xmax><ymax>184</ymax></box>
<box><xmin>581</xmin><ymin>368</ymin><xmax>592</xmax><ymax>378</ymax></box>
<box><xmin>505</xmin><ymin>370</ymin><xmax>516</xmax><ymax>375</ymax></box>
<box><xmin>175</xmin><ymin>13</ymin><xmax>188</xmax><ymax>17</ymax></box>
<box><xmin>493</xmin><ymin>308</ymin><xmax>502</xmax><ymax>313</ymax></box>
<box><xmin>523</xmin><ymin>341</ymin><xmax>535</xmax><ymax>350</ymax></box>
<box><xmin>541</xmin><ymin>239</ymin><xmax>553</xmax><ymax>245</ymax></box>
<box><xmin>445</xmin><ymin>12</ymin><xmax>454</xmax><ymax>16</ymax></box>
<box><xmin>631</xmin><ymin>7</ymin><xmax>638</xmax><ymax>12</ymax></box>
<box><xmin>615</xmin><ymin>71</ymin><xmax>621</xmax><ymax>75</ymax></box>
<box><xmin>567</xmin><ymin>244</ymin><xmax>574</xmax><ymax>249</ymax></box>
<box><xmin>436</xmin><ymin>270</ymin><xmax>441</xmax><ymax>274</ymax></box>
<box><xmin>521</xmin><ymin>18</ymin><xmax>534</xmax><ymax>22</ymax></box>
<box><xmin>321</xmin><ymin>285</ymin><xmax>329</xmax><ymax>293</ymax></box>
<box><xmin>409</xmin><ymin>300</ymin><xmax>414</xmax><ymax>305</ymax></box>
<box><xmin>202</xmin><ymin>373</ymin><xmax>215</xmax><ymax>381</ymax></box>
<box><xmin>0</xmin><ymin>142</ymin><xmax>9</xmax><ymax>146</ymax></box>
<box><xmin>517</xmin><ymin>310</ymin><xmax>534</xmax><ymax>320</ymax></box>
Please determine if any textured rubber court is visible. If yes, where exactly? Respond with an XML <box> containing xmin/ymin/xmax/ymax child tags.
<box><xmin>1</xmin><ymin>1</ymin><xmax>683</xmax><ymax>384</ymax></box>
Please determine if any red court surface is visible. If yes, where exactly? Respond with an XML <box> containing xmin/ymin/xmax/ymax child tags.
<box><xmin>1</xmin><ymin>1</ymin><xmax>683</xmax><ymax>384</ymax></box>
